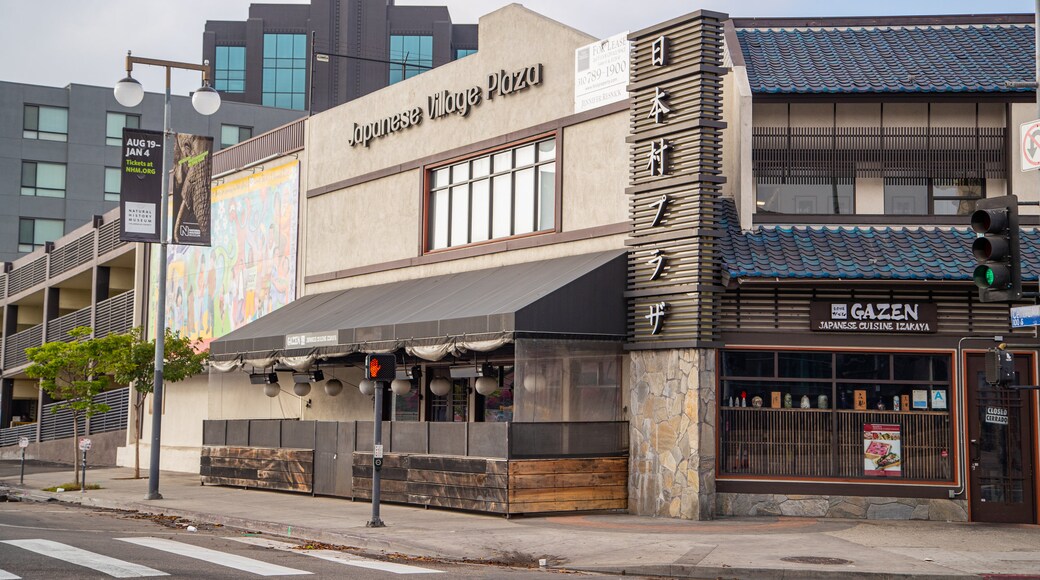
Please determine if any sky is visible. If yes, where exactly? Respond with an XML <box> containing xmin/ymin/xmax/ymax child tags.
<box><xmin>0</xmin><ymin>0</ymin><xmax>1034</xmax><ymax>97</ymax></box>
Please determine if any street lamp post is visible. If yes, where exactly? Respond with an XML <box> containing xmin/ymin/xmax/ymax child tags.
<box><xmin>114</xmin><ymin>52</ymin><xmax>220</xmax><ymax>500</ymax></box>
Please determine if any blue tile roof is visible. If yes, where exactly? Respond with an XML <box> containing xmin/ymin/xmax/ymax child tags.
<box><xmin>717</xmin><ymin>203</ymin><xmax>1040</xmax><ymax>282</ymax></box>
<box><xmin>737</xmin><ymin>26</ymin><xmax>1035</xmax><ymax>94</ymax></box>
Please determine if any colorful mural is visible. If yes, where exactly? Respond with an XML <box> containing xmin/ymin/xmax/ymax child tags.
<box><xmin>150</xmin><ymin>161</ymin><xmax>299</xmax><ymax>348</ymax></box>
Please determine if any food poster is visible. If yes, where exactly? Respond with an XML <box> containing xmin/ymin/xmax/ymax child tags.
<box><xmin>863</xmin><ymin>423</ymin><xmax>901</xmax><ymax>477</ymax></box>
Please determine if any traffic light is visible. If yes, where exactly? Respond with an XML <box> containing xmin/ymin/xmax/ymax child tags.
<box><xmin>970</xmin><ymin>195</ymin><xmax>1021</xmax><ymax>302</ymax></box>
<box><xmin>365</xmin><ymin>353</ymin><xmax>397</xmax><ymax>381</ymax></box>
<box><xmin>985</xmin><ymin>346</ymin><xmax>1014</xmax><ymax>386</ymax></box>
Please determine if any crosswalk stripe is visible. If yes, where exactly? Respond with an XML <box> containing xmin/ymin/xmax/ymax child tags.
<box><xmin>0</xmin><ymin>568</ymin><xmax>20</xmax><ymax>579</ymax></box>
<box><xmin>117</xmin><ymin>537</ymin><xmax>311</xmax><ymax>577</ymax></box>
<box><xmin>233</xmin><ymin>537</ymin><xmax>443</xmax><ymax>575</ymax></box>
<box><xmin>1</xmin><ymin>539</ymin><xmax>167</xmax><ymax>578</ymax></box>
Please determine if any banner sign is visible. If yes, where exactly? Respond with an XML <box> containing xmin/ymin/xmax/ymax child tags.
<box><xmin>810</xmin><ymin>301</ymin><xmax>937</xmax><ymax>333</ymax></box>
<box><xmin>574</xmin><ymin>31</ymin><xmax>630</xmax><ymax>113</ymax></box>
<box><xmin>863</xmin><ymin>424</ymin><xmax>901</xmax><ymax>477</ymax></box>
<box><xmin>119</xmin><ymin>128</ymin><xmax>164</xmax><ymax>242</ymax></box>
<box><xmin>171</xmin><ymin>133</ymin><xmax>214</xmax><ymax>246</ymax></box>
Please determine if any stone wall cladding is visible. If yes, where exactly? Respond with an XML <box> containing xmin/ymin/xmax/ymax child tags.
<box><xmin>629</xmin><ymin>348</ymin><xmax>716</xmax><ymax>519</ymax></box>
<box><xmin>717</xmin><ymin>492</ymin><xmax>968</xmax><ymax>522</ymax></box>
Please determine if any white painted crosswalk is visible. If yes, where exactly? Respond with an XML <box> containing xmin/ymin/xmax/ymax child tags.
<box><xmin>0</xmin><ymin>535</ymin><xmax>446</xmax><ymax>577</ymax></box>
<box><xmin>2</xmin><ymin>538</ymin><xmax>168</xmax><ymax>577</ymax></box>
<box><xmin>233</xmin><ymin>537</ymin><xmax>443</xmax><ymax>575</ymax></box>
<box><xmin>117</xmin><ymin>537</ymin><xmax>311</xmax><ymax>576</ymax></box>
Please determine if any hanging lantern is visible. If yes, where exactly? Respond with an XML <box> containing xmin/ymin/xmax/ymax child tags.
<box><xmin>358</xmin><ymin>379</ymin><xmax>375</xmax><ymax>396</ymax></box>
<box><xmin>429</xmin><ymin>377</ymin><xmax>451</xmax><ymax>396</ymax></box>
<box><xmin>474</xmin><ymin>376</ymin><xmax>498</xmax><ymax>396</ymax></box>
<box><xmin>390</xmin><ymin>378</ymin><xmax>412</xmax><ymax>396</ymax></box>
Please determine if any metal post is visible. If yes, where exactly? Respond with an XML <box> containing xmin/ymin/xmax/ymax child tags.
<box><xmin>146</xmin><ymin>67</ymin><xmax>172</xmax><ymax>501</ymax></box>
<box><xmin>19</xmin><ymin>447</ymin><xmax>25</xmax><ymax>485</ymax></box>
<box><xmin>367</xmin><ymin>381</ymin><xmax>385</xmax><ymax>527</ymax></box>
<box><xmin>81</xmin><ymin>448</ymin><xmax>87</xmax><ymax>493</ymax></box>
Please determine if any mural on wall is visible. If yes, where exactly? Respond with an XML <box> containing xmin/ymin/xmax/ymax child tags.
<box><xmin>149</xmin><ymin>161</ymin><xmax>299</xmax><ymax>348</ymax></box>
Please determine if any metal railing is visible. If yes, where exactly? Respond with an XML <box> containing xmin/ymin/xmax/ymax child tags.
<box><xmin>48</xmin><ymin>233</ymin><xmax>96</xmax><ymax>278</ymax></box>
<box><xmin>0</xmin><ymin>423</ymin><xmax>36</xmax><ymax>448</ymax></box>
<box><xmin>212</xmin><ymin>118</ymin><xmax>304</xmax><ymax>176</ymax></box>
<box><xmin>95</xmin><ymin>290</ymin><xmax>134</xmax><ymax>337</ymax></box>
<box><xmin>4</xmin><ymin>324</ymin><xmax>43</xmax><ymax>369</ymax></box>
<box><xmin>46</xmin><ymin>307</ymin><xmax>92</xmax><ymax>342</ymax></box>
<box><xmin>90</xmin><ymin>388</ymin><xmax>130</xmax><ymax>434</ymax></box>
<box><xmin>97</xmin><ymin>219</ymin><xmax>127</xmax><ymax>256</ymax></box>
<box><xmin>8</xmin><ymin>256</ymin><xmax>47</xmax><ymax>296</ymax></box>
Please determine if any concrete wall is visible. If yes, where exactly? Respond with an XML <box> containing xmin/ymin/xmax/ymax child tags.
<box><xmin>1</xmin><ymin>429</ymin><xmax>125</xmax><ymax>465</ymax></box>
<box><xmin>302</xmin><ymin>4</ymin><xmax>629</xmax><ymax>294</ymax></box>
<box><xmin>717</xmin><ymin>493</ymin><xmax>968</xmax><ymax>522</ymax></box>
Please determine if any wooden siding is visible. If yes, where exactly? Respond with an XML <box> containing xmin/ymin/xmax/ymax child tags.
<box><xmin>352</xmin><ymin>453</ymin><xmax>628</xmax><ymax>515</ymax></box>
<box><xmin>200</xmin><ymin>446</ymin><xmax>313</xmax><ymax>493</ymax></box>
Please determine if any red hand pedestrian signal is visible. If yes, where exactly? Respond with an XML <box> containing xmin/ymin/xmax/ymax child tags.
<box><xmin>364</xmin><ymin>354</ymin><xmax>396</xmax><ymax>380</ymax></box>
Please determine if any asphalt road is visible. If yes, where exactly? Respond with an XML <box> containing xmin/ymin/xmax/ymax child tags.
<box><xmin>0</xmin><ymin>499</ymin><xmax>635</xmax><ymax>579</ymax></box>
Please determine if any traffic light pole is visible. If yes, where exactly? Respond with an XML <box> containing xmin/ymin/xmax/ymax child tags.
<box><xmin>367</xmin><ymin>380</ymin><xmax>385</xmax><ymax>528</ymax></box>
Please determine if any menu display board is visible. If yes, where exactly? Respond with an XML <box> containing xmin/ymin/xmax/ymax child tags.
<box><xmin>864</xmin><ymin>423</ymin><xmax>902</xmax><ymax>477</ymax></box>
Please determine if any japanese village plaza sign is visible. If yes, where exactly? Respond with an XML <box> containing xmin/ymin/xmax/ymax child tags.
<box><xmin>810</xmin><ymin>301</ymin><xmax>938</xmax><ymax>333</ymax></box>
<box><xmin>626</xmin><ymin>11</ymin><xmax>728</xmax><ymax>348</ymax></box>
<box><xmin>347</xmin><ymin>64</ymin><xmax>543</xmax><ymax>148</ymax></box>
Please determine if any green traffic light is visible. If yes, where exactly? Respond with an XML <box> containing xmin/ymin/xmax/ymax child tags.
<box><xmin>985</xmin><ymin>268</ymin><xmax>995</xmax><ymax>286</ymax></box>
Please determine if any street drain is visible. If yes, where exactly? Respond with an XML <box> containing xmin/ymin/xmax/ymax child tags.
<box><xmin>781</xmin><ymin>556</ymin><xmax>851</xmax><ymax>565</ymax></box>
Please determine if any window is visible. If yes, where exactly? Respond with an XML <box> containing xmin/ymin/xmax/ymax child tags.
<box><xmin>884</xmin><ymin>179</ymin><xmax>983</xmax><ymax>216</ymax></box>
<box><xmin>389</xmin><ymin>35</ymin><xmax>433</xmax><ymax>84</ymax></box>
<box><xmin>427</xmin><ymin>137</ymin><xmax>556</xmax><ymax>251</ymax></box>
<box><xmin>454</xmin><ymin>48</ymin><xmax>477</xmax><ymax>60</ymax></box>
<box><xmin>21</xmin><ymin>161</ymin><xmax>66</xmax><ymax>197</ymax></box>
<box><xmin>262</xmin><ymin>33</ymin><xmax>307</xmax><ymax>110</ymax></box>
<box><xmin>756</xmin><ymin>179</ymin><xmax>854</xmax><ymax>215</ymax></box>
<box><xmin>719</xmin><ymin>350</ymin><xmax>953</xmax><ymax>482</ymax></box>
<box><xmin>106</xmin><ymin>112</ymin><xmax>140</xmax><ymax>146</ymax></box>
<box><xmin>23</xmin><ymin>105</ymin><xmax>68</xmax><ymax>141</ymax></box>
<box><xmin>220</xmin><ymin>124</ymin><xmax>253</xmax><ymax>148</ymax></box>
<box><xmin>18</xmin><ymin>218</ymin><xmax>64</xmax><ymax>253</ymax></box>
<box><xmin>215</xmin><ymin>45</ymin><xmax>246</xmax><ymax>93</ymax></box>
<box><xmin>104</xmin><ymin>167</ymin><xmax>121</xmax><ymax>202</ymax></box>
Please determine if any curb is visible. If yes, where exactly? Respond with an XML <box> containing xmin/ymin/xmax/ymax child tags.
<box><xmin>571</xmin><ymin>564</ymin><xmax>974</xmax><ymax>580</ymax></box>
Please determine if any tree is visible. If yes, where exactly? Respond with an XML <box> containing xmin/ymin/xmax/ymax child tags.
<box><xmin>109</xmin><ymin>327</ymin><xmax>208</xmax><ymax>479</ymax></box>
<box><xmin>25</xmin><ymin>326</ymin><xmax>124</xmax><ymax>486</ymax></box>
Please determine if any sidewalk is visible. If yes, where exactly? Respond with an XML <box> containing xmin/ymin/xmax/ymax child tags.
<box><xmin>2</xmin><ymin>461</ymin><xmax>1039</xmax><ymax>579</ymax></box>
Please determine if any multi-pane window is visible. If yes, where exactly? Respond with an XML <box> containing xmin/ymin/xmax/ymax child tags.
<box><xmin>21</xmin><ymin>161</ymin><xmax>66</xmax><ymax>198</ymax></box>
<box><xmin>756</xmin><ymin>179</ymin><xmax>855</xmax><ymax>215</ymax></box>
<box><xmin>104</xmin><ymin>167</ymin><xmax>121</xmax><ymax>202</ymax></box>
<box><xmin>18</xmin><ymin>218</ymin><xmax>64</xmax><ymax>253</ymax></box>
<box><xmin>106</xmin><ymin>112</ymin><xmax>140</xmax><ymax>146</ymax></box>
<box><xmin>23</xmin><ymin>105</ymin><xmax>68</xmax><ymax>141</ymax></box>
<box><xmin>454</xmin><ymin>48</ymin><xmax>477</xmax><ymax>60</ymax></box>
<box><xmin>389</xmin><ymin>35</ymin><xmax>432</xmax><ymax>84</ymax></box>
<box><xmin>262</xmin><ymin>33</ymin><xmax>307</xmax><ymax>110</ymax></box>
<box><xmin>427</xmin><ymin>137</ymin><xmax>556</xmax><ymax>251</ymax></box>
<box><xmin>220</xmin><ymin>124</ymin><xmax>253</xmax><ymax>148</ymax></box>
<box><xmin>215</xmin><ymin>46</ymin><xmax>246</xmax><ymax>93</ymax></box>
<box><xmin>884</xmin><ymin>179</ymin><xmax>984</xmax><ymax>216</ymax></box>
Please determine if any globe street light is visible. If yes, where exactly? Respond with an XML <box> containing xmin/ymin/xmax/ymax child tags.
<box><xmin>115</xmin><ymin>51</ymin><xmax>220</xmax><ymax>501</ymax></box>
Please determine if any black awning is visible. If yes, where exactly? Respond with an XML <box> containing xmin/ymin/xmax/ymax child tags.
<box><xmin>210</xmin><ymin>250</ymin><xmax>627</xmax><ymax>361</ymax></box>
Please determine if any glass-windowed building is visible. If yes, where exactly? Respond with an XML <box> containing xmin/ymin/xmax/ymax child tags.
<box><xmin>0</xmin><ymin>81</ymin><xmax>305</xmax><ymax>262</ymax></box>
<box><xmin>203</xmin><ymin>0</ymin><xmax>478</xmax><ymax>113</ymax></box>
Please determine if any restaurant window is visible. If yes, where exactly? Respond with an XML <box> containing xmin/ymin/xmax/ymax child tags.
<box><xmin>480</xmin><ymin>365</ymin><xmax>515</xmax><ymax>422</ymax></box>
<box><xmin>427</xmin><ymin>378</ymin><xmax>470</xmax><ymax>422</ymax></box>
<box><xmin>23</xmin><ymin>105</ymin><xmax>68</xmax><ymax>141</ymax></box>
<box><xmin>106</xmin><ymin>112</ymin><xmax>140</xmax><ymax>146</ymax></box>
<box><xmin>884</xmin><ymin>179</ymin><xmax>983</xmax><ymax>216</ymax></box>
<box><xmin>755</xmin><ymin>178</ymin><xmax>854</xmax><ymax>215</ymax></box>
<box><xmin>427</xmin><ymin>136</ymin><xmax>556</xmax><ymax>251</ymax></box>
<box><xmin>719</xmin><ymin>350</ymin><xmax>954</xmax><ymax>482</ymax></box>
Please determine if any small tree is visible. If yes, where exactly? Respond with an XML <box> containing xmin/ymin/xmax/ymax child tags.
<box><xmin>25</xmin><ymin>326</ymin><xmax>124</xmax><ymax>486</ymax></box>
<box><xmin>109</xmin><ymin>327</ymin><xmax>208</xmax><ymax>479</ymax></box>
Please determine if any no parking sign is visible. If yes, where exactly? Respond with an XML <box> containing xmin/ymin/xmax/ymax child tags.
<box><xmin>1020</xmin><ymin>119</ymin><xmax>1040</xmax><ymax>171</ymax></box>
